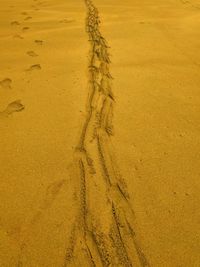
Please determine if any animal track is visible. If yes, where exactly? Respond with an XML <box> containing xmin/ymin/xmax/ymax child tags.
<box><xmin>0</xmin><ymin>78</ymin><xmax>12</xmax><ymax>89</ymax></box>
<box><xmin>11</xmin><ymin>21</ymin><xmax>20</xmax><ymax>26</ymax></box>
<box><xmin>21</xmin><ymin>12</ymin><xmax>28</xmax><ymax>15</ymax></box>
<box><xmin>34</xmin><ymin>39</ymin><xmax>43</xmax><ymax>45</ymax></box>
<box><xmin>22</xmin><ymin>27</ymin><xmax>30</xmax><ymax>31</ymax></box>
<box><xmin>24</xmin><ymin>16</ymin><xmax>32</xmax><ymax>21</ymax></box>
<box><xmin>26</xmin><ymin>51</ymin><xmax>38</xmax><ymax>57</ymax></box>
<box><xmin>27</xmin><ymin>64</ymin><xmax>41</xmax><ymax>71</ymax></box>
<box><xmin>13</xmin><ymin>34</ymin><xmax>24</xmax><ymax>39</ymax></box>
<box><xmin>0</xmin><ymin>100</ymin><xmax>24</xmax><ymax>117</ymax></box>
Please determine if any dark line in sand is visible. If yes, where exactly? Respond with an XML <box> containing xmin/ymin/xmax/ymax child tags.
<box><xmin>64</xmin><ymin>0</ymin><xmax>150</xmax><ymax>266</ymax></box>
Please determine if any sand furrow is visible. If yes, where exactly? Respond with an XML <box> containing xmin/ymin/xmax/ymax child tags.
<box><xmin>64</xmin><ymin>1</ymin><xmax>149</xmax><ymax>266</ymax></box>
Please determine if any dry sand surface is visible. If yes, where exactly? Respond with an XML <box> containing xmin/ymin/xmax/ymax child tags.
<box><xmin>0</xmin><ymin>0</ymin><xmax>200</xmax><ymax>266</ymax></box>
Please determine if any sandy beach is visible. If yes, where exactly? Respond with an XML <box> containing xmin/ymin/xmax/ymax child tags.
<box><xmin>0</xmin><ymin>0</ymin><xmax>200</xmax><ymax>266</ymax></box>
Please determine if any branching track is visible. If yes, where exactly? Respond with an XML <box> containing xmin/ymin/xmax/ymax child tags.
<box><xmin>64</xmin><ymin>1</ymin><xmax>150</xmax><ymax>266</ymax></box>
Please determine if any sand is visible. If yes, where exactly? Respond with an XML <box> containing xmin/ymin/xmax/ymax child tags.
<box><xmin>0</xmin><ymin>0</ymin><xmax>200</xmax><ymax>266</ymax></box>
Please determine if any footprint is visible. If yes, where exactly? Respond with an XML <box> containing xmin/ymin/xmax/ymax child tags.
<box><xmin>5</xmin><ymin>100</ymin><xmax>24</xmax><ymax>114</ymax></box>
<box><xmin>11</xmin><ymin>21</ymin><xmax>20</xmax><ymax>26</ymax></box>
<box><xmin>24</xmin><ymin>16</ymin><xmax>32</xmax><ymax>21</ymax></box>
<box><xmin>13</xmin><ymin>34</ymin><xmax>24</xmax><ymax>39</ymax></box>
<box><xmin>0</xmin><ymin>100</ymin><xmax>25</xmax><ymax>117</ymax></box>
<box><xmin>27</xmin><ymin>51</ymin><xmax>38</xmax><ymax>57</ymax></box>
<box><xmin>0</xmin><ymin>78</ymin><xmax>12</xmax><ymax>89</ymax></box>
<box><xmin>27</xmin><ymin>64</ymin><xmax>41</xmax><ymax>71</ymax></box>
<box><xmin>34</xmin><ymin>39</ymin><xmax>43</xmax><ymax>45</ymax></box>
<box><xmin>22</xmin><ymin>27</ymin><xmax>30</xmax><ymax>31</ymax></box>
<box><xmin>21</xmin><ymin>12</ymin><xmax>28</xmax><ymax>15</ymax></box>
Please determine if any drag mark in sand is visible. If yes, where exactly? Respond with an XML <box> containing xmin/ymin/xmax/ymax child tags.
<box><xmin>64</xmin><ymin>0</ymin><xmax>150</xmax><ymax>266</ymax></box>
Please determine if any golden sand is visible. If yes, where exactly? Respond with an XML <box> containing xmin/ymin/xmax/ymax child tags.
<box><xmin>0</xmin><ymin>0</ymin><xmax>200</xmax><ymax>266</ymax></box>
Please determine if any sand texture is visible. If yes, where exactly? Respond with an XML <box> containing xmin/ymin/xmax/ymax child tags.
<box><xmin>0</xmin><ymin>0</ymin><xmax>200</xmax><ymax>266</ymax></box>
